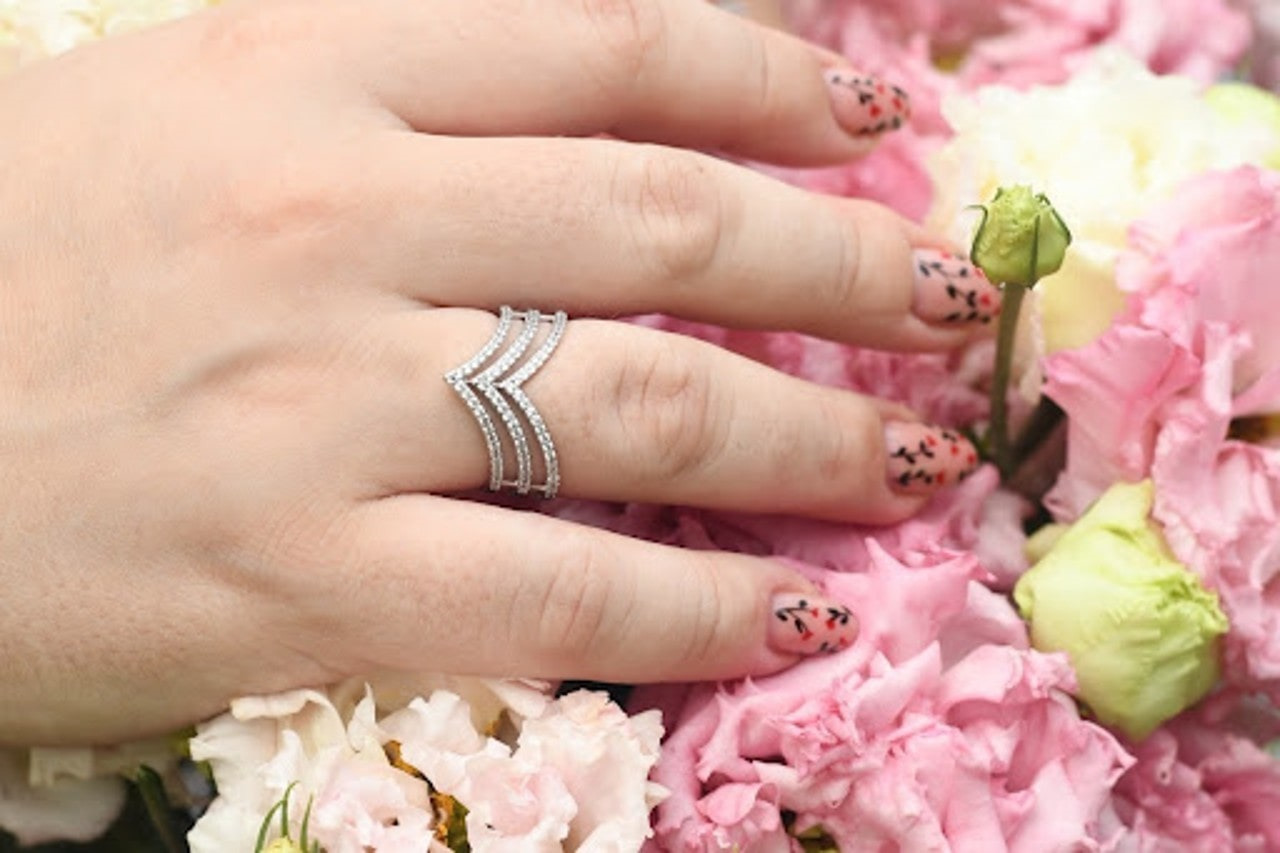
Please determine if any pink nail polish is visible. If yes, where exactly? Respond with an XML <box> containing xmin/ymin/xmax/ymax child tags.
<box><xmin>884</xmin><ymin>422</ymin><xmax>980</xmax><ymax>495</ymax></box>
<box><xmin>769</xmin><ymin>593</ymin><xmax>858</xmax><ymax>656</ymax></box>
<box><xmin>824</xmin><ymin>69</ymin><xmax>911</xmax><ymax>138</ymax></box>
<box><xmin>912</xmin><ymin>249</ymin><xmax>1001</xmax><ymax>326</ymax></box>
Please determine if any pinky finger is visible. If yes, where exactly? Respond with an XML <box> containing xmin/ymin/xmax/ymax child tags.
<box><xmin>322</xmin><ymin>496</ymin><xmax>858</xmax><ymax>684</ymax></box>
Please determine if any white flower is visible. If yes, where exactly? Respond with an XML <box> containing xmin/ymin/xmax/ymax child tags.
<box><xmin>0</xmin><ymin>737</ymin><xmax>180</xmax><ymax>846</ymax></box>
<box><xmin>0</xmin><ymin>749</ymin><xmax>126</xmax><ymax>846</ymax></box>
<box><xmin>928</xmin><ymin>50</ymin><xmax>1278</xmax><ymax>362</ymax></box>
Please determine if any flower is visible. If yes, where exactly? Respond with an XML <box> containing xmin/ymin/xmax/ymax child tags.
<box><xmin>928</xmin><ymin>52</ymin><xmax>1279</xmax><ymax>356</ymax></box>
<box><xmin>1014</xmin><ymin>481</ymin><xmax>1228</xmax><ymax>740</ymax></box>
<box><xmin>1204</xmin><ymin>83</ymin><xmax>1280</xmax><ymax>169</ymax></box>
<box><xmin>0</xmin><ymin>751</ymin><xmax>127</xmax><ymax>847</ymax></box>
<box><xmin>187</xmin><ymin>680</ymin><xmax>664</xmax><ymax>852</ymax></box>
<box><xmin>0</xmin><ymin>0</ymin><xmax>219</xmax><ymax>68</ymax></box>
<box><xmin>970</xmin><ymin>185</ymin><xmax>1071</xmax><ymax>286</ymax></box>
<box><xmin>648</xmin><ymin>545</ymin><xmax>1131</xmax><ymax>851</ymax></box>
<box><xmin>1109</xmin><ymin>694</ymin><xmax>1280</xmax><ymax>850</ymax></box>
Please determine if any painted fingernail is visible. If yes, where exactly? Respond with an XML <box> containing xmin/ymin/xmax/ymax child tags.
<box><xmin>769</xmin><ymin>593</ymin><xmax>859</xmax><ymax>656</ymax></box>
<box><xmin>824</xmin><ymin>69</ymin><xmax>911</xmax><ymax>138</ymax></box>
<box><xmin>884</xmin><ymin>422</ymin><xmax>980</xmax><ymax>495</ymax></box>
<box><xmin>912</xmin><ymin>249</ymin><xmax>1001</xmax><ymax>327</ymax></box>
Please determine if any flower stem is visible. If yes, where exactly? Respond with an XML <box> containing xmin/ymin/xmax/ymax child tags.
<box><xmin>988</xmin><ymin>282</ymin><xmax>1027</xmax><ymax>479</ymax></box>
<box><xmin>135</xmin><ymin>765</ymin><xmax>185</xmax><ymax>853</ymax></box>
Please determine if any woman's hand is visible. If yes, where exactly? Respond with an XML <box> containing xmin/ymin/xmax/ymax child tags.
<box><xmin>0</xmin><ymin>0</ymin><xmax>994</xmax><ymax>745</ymax></box>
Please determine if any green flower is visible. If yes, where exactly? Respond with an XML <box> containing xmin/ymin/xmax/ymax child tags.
<box><xmin>1014</xmin><ymin>481</ymin><xmax>1228</xmax><ymax>740</ymax></box>
<box><xmin>970</xmin><ymin>185</ymin><xmax>1071</xmax><ymax>287</ymax></box>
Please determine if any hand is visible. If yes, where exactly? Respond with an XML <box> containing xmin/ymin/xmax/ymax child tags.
<box><xmin>0</xmin><ymin>0</ymin><xmax>994</xmax><ymax>745</ymax></box>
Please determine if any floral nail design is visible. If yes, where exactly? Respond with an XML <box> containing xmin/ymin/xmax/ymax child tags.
<box><xmin>824</xmin><ymin>70</ymin><xmax>912</xmax><ymax>137</ymax></box>
<box><xmin>912</xmin><ymin>248</ymin><xmax>1002</xmax><ymax>326</ymax></box>
<box><xmin>884</xmin><ymin>422</ymin><xmax>981</xmax><ymax>495</ymax></box>
<box><xmin>769</xmin><ymin>594</ymin><xmax>858</xmax><ymax>656</ymax></box>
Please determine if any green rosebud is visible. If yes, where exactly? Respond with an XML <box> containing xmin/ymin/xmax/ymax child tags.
<box><xmin>1014</xmin><ymin>481</ymin><xmax>1228</xmax><ymax>741</ymax></box>
<box><xmin>970</xmin><ymin>185</ymin><xmax>1072</xmax><ymax>287</ymax></box>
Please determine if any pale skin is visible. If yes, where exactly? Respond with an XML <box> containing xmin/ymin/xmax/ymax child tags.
<box><xmin>0</xmin><ymin>0</ymin><xmax>979</xmax><ymax>746</ymax></box>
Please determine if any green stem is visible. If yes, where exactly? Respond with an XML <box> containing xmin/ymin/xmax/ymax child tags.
<box><xmin>135</xmin><ymin>766</ymin><xmax>185</xmax><ymax>853</ymax></box>
<box><xmin>987</xmin><ymin>282</ymin><xmax>1027</xmax><ymax>479</ymax></box>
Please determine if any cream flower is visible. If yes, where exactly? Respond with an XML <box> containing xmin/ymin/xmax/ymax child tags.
<box><xmin>928</xmin><ymin>50</ymin><xmax>1278</xmax><ymax>361</ymax></box>
<box><xmin>0</xmin><ymin>0</ymin><xmax>218</xmax><ymax>68</ymax></box>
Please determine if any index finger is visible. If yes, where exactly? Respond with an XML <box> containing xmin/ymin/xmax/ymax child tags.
<box><xmin>209</xmin><ymin>0</ymin><xmax>909</xmax><ymax>166</ymax></box>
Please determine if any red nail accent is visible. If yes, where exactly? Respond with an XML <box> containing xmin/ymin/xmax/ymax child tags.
<box><xmin>769</xmin><ymin>593</ymin><xmax>859</xmax><ymax>656</ymax></box>
<box><xmin>884</xmin><ymin>422</ymin><xmax>981</xmax><ymax>496</ymax></box>
<box><xmin>910</xmin><ymin>248</ymin><xmax>1002</xmax><ymax>327</ymax></box>
<box><xmin>824</xmin><ymin>69</ymin><xmax>912</xmax><ymax>138</ymax></box>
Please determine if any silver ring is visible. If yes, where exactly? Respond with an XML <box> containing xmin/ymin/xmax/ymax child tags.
<box><xmin>444</xmin><ymin>306</ymin><xmax>567</xmax><ymax>498</ymax></box>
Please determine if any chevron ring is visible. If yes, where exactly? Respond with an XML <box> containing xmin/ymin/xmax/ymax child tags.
<box><xmin>445</xmin><ymin>307</ymin><xmax>568</xmax><ymax>498</ymax></box>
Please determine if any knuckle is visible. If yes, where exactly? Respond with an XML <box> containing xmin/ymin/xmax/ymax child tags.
<box><xmin>197</xmin><ymin>1</ymin><xmax>319</xmax><ymax>65</ymax></box>
<box><xmin>209</xmin><ymin>159</ymin><xmax>349</xmax><ymax>243</ymax></box>
<box><xmin>575</xmin><ymin>0</ymin><xmax>666</xmax><ymax>77</ymax></box>
<box><xmin>821</xmin><ymin>217</ymin><xmax>863</xmax><ymax>313</ymax></box>
<box><xmin>677</xmin><ymin>554</ymin><xmax>726</xmax><ymax>665</ymax></box>
<box><xmin>805</xmin><ymin>398</ymin><xmax>864</xmax><ymax>486</ymax></box>
<box><xmin>534</xmin><ymin>541</ymin><xmax>625</xmax><ymax>661</ymax></box>
<box><xmin>619</xmin><ymin>148</ymin><xmax>725</xmax><ymax>281</ymax></box>
<box><xmin>610</xmin><ymin>343</ymin><xmax>723</xmax><ymax>482</ymax></box>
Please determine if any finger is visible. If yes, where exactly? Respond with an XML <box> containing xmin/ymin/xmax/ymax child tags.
<box><xmin>346</xmin><ymin>310</ymin><xmax>981</xmax><ymax>525</ymax></box>
<box><xmin>228</xmin><ymin>0</ymin><xmax>910</xmax><ymax>165</ymax></box>
<box><xmin>347</xmin><ymin>134</ymin><xmax>1000</xmax><ymax>351</ymax></box>
<box><xmin>316</xmin><ymin>496</ymin><xmax>859</xmax><ymax>682</ymax></box>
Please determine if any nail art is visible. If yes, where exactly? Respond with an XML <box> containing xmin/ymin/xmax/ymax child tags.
<box><xmin>769</xmin><ymin>593</ymin><xmax>859</xmax><ymax>656</ymax></box>
<box><xmin>824</xmin><ymin>69</ymin><xmax>911</xmax><ymax>138</ymax></box>
<box><xmin>912</xmin><ymin>249</ymin><xmax>1001</xmax><ymax>327</ymax></box>
<box><xmin>884</xmin><ymin>422</ymin><xmax>980</xmax><ymax>495</ymax></box>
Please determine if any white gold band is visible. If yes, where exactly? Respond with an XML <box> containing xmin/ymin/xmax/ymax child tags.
<box><xmin>444</xmin><ymin>306</ymin><xmax>567</xmax><ymax>498</ymax></box>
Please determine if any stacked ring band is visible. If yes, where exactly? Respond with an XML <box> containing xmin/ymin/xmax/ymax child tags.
<box><xmin>444</xmin><ymin>306</ymin><xmax>567</xmax><ymax>498</ymax></box>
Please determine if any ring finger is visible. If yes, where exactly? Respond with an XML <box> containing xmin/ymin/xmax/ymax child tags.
<box><xmin>349</xmin><ymin>308</ymin><xmax>981</xmax><ymax>525</ymax></box>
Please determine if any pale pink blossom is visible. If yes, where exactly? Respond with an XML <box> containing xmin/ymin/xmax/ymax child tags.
<box><xmin>1109</xmin><ymin>697</ymin><xmax>1280</xmax><ymax>851</ymax></box>
<box><xmin>649</xmin><ymin>545</ymin><xmax>1130</xmax><ymax>851</ymax></box>
<box><xmin>784</xmin><ymin>0</ymin><xmax>1248</xmax><ymax>90</ymax></box>
<box><xmin>385</xmin><ymin>689</ymin><xmax>666</xmax><ymax>853</ymax></box>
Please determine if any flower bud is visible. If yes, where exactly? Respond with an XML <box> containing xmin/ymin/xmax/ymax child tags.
<box><xmin>970</xmin><ymin>185</ymin><xmax>1072</xmax><ymax>287</ymax></box>
<box><xmin>1014</xmin><ymin>481</ymin><xmax>1228</xmax><ymax>741</ymax></box>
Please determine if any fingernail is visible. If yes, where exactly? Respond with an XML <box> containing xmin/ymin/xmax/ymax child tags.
<box><xmin>769</xmin><ymin>593</ymin><xmax>859</xmax><ymax>656</ymax></box>
<box><xmin>884</xmin><ymin>422</ymin><xmax>980</xmax><ymax>495</ymax></box>
<box><xmin>824</xmin><ymin>69</ymin><xmax>911</xmax><ymax>138</ymax></box>
<box><xmin>912</xmin><ymin>249</ymin><xmax>1001</xmax><ymax>327</ymax></box>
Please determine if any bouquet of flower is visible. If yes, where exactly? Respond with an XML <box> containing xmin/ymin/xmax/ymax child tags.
<box><xmin>5</xmin><ymin>0</ymin><xmax>1280</xmax><ymax>851</ymax></box>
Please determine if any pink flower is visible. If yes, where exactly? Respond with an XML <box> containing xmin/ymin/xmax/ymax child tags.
<box><xmin>784</xmin><ymin>0</ymin><xmax>1248</xmax><ymax>90</ymax></box>
<box><xmin>1109</xmin><ymin>697</ymin><xmax>1280</xmax><ymax>851</ymax></box>
<box><xmin>648</xmin><ymin>546</ymin><xmax>1130</xmax><ymax>851</ymax></box>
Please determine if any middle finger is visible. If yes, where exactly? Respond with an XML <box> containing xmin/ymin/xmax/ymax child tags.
<box><xmin>349</xmin><ymin>133</ymin><xmax>1000</xmax><ymax>351</ymax></box>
